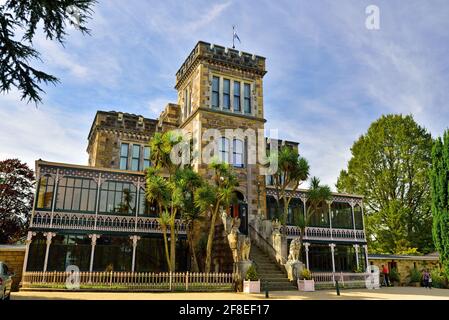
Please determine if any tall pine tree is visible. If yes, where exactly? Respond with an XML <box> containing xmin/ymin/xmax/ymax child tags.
<box><xmin>430</xmin><ymin>130</ymin><xmax>449</xmax><ymax>278</ymax></box>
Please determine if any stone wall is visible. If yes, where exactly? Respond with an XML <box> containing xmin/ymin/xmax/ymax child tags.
<box><xmin>0</xmin><ymin>245</ymin><xmax>25</xmax><ymax>291</ymax></box>
<box><xmin>369</xmin><ymin>257</ymin><xmax>441</xmax><ymax>285</ymax></box>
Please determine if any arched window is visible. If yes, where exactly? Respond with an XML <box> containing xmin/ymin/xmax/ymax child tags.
<box><xmin>218</xmin><ymin>137</ymin><xmax>230</xmax><ymax>163</ymax></box>
<box><xmin>36</xmin><ymin>174</ymin><xmax>55</xmax><ymax>210</ymax></box>
<box><xmin>233</xmin><ymin>139</ymin><xmax>244</xmax><ymax>168</ymax></box>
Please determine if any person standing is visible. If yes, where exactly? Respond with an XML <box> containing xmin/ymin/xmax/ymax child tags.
<box><xmin>422</xmin><ymin>269</ymin><xmax>430</xmax><ymax>288</ymax></box>
<box><xmin>382</xmin><ymin>265</ymin><xmax>390</xmax><ymax>287</ymax></box>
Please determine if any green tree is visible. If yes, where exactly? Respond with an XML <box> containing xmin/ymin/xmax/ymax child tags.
<box><xmin>0</xmin><ymin>0</ymin><xmax>96</xmax><ymax>103</ymax></box>
<box><xmin>0</xmin><ymin>159</ymin><xmax>35</xmax><ymax>243</ymax></box>
<box><xmin>268</xmin><ymin>145</ymin><xmax>309</xmax><ymax>228</ymax></box>
<box><xmin>337</xmin><ymin>114</ymin><xmax>433</xmax><ymax>254</ymax></box>
<box><xmin>194</xmin><ymin>161</ymin><xmax>239</xmax><ymax>273</ymax></box>
<box><xmin>177</xmin><ymin>168</ymin><xmax>204</xmax><ymax>272</ymax></box>
<box><xmin>293</xmin><ymin>177</ymin><xmax>331</xmax><ymax>260</ymax></box>
<box><xmin>146</xmin><ymin>131</ymin><xmax>185</xmax><ymax>272</ymax></box>
<box><xmin>430</xmin><ymin>130</ymin><xmax>449</xmax><ymax>278</ymax></box>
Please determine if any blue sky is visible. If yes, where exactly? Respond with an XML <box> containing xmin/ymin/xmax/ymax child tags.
<box><xmin>1</xmin><ymin>0</ymin><xmax>449</xmax><ymax>189</ymax></box>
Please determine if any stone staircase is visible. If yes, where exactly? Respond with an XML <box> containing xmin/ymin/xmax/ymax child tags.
<box><xmin>250</xmin><ymin>245</ymin><xmax>297</xmax><ymax>291</ymax></box>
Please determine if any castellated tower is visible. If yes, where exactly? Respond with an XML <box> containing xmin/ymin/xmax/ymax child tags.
<box><xmin>174</xmin><ymin>41</ymin><xmax>268</xmax><ymax>228</ymax></box>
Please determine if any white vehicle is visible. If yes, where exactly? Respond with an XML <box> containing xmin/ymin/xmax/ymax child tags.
<box><xmin>0</xmin><ymin>262</ymin><xmax>14</xmax><ymax>301</ymax></box>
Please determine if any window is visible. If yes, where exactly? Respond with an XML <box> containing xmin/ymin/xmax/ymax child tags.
<box><xmin>143</xmin><ymin>146</ymin><xmax>151</xmax><ymax>169</ymax></box>
<box><xmin>218</xmin><ymin>137</ymin><xmax>230</xmax><ymax>163</ymax></box>
<box><xmin>55</xmin><ymin>177</ymin><xmax>97</xmax><ymax>212</ymax></box>
<box><xmin>183</xmin><ymin>89</ymin><xmax>188</xmax><ymax>117</ymax></box>
<box><xmin>233</xmin><ymin>81</ymin><xmax>241</xmax><ymax>111</ymax></box>
<box><xmin>354</xmin><ymin>205</ymin><xmax>364</xmax><ymax>229</ymax></box>
<box><xmin>120</xmin><ymin>143</ymin><xmax>129</xmax><ymax>170</ymax></box>
<box><xmin>99</xmin><ymin>181</ymin><xmax>137</xmax><ymax>214</ymax></box>
<box><xmin>212</xmin><ymin>76</ymin><xmax>219</xmax><ymax>108</ymax></box>
<box><xmin>185</xmin><ymin>88</ymin><xmax>191</xmax><ymax>115</ymax></box>
<box><xmin>331</xmin><ymin>202</ymin><xmax>353</xmax><ymax>229</ymax></box>
<box><xmin>223</xmin><ymin>79</ymin><xmax>230</xmax><ymax>109</ymax></box>
<box><xmin>131</xmin><ymin>144</ymin><xmax>140</xmax><ymax>171</ymax></box>
<box><xmin>244</xmin><ymin>83</ymin><xmax>251</xmax><ymax>113</ymax></box>
<box><xmin>233</xmin><ymin>139</ymin><xmax>244</xmax><ymax>168</ymax></box>
<box><xmin>36</xmin><ymin>175</ymin><xmax>55</xmax><ymax>210</ymax></box>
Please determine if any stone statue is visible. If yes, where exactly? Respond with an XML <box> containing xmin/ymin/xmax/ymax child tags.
<box><xmin>240</xmin><ymin>236</ymin><xmax>251</xmax><ymax>261</ymax></box>
<box><xmin>288</xmin><ymin>238</ymin><xmax>301</xmax><ymax>262</ymax></box>
<box><xmin>227</xmin><ymin>227</ymin><xmax>239</xmax><ymax>262</ymax></box>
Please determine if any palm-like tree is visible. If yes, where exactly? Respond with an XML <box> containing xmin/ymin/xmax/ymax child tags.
<box><xmin>269</xmin><ymin>145</ymin><xmax>310</xmax><ymax>228</ymax></box>
<box><xmin>195</xmin><ymin>161</ymin><xmax>239</xmax><ymax>273</ymax></box>
<box><xmin>294</xmin><ymin>176</ymin><xmax>332</xmax><ymax>262</ymax></box>
<box><xmin>176</xmin><ymin>168</ymin><xmax>204</xmax><ymax>272</ymax></box>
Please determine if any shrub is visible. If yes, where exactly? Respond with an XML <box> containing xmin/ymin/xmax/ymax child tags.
<box><xmin>245</xmin><ymin>265</ymin><xmax>259</xmax><ymax>281</ymax></box>
<box><xmin>389</xmin><ymin>268</ymin><xmax>401</xmax><ymax>282</ymax></box>
<box><xmin>300</xmin><ymin>268</ymin><xmax>312</xmax><ymax>280</ymax></box>
<box><xmin>430</xmin><ymin>269</ymin><xmax>447</xmax><ymax>288</ymax></box>
<box><xmin>409</xmin><ymin>268</ymin><xmax>422</xmax><ymax>283</ymax></box>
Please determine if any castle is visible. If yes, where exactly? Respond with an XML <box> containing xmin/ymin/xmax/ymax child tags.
<box><xmin>23</xmin><ymin>42</ymin><xmax>367</xmax><ymax>287</ymax></box>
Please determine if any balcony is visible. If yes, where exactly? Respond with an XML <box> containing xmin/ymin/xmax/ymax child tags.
<box><xmin>31</xmin><ymin>160</ymin><xmax>186</xmax><ymax>235</ymax></box>
<box><xmin>31</xmin><ymin>211</ymin><xmax>186</xmax><ymax>235</ymax></box>
<box><xmin>282</xmin><ymin>225</ymin><xmax>366</xmax><ymax>242</ymax></box>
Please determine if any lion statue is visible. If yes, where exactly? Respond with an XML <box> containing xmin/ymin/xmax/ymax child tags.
<box><xmin>288</xmin><ymin>238</ymin><xmax>301</xmax><ymax>262</ymax></box>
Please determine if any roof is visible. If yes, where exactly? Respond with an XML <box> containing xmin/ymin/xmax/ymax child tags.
<box><xmin>368</xmin><ymin>253</ymin><xmax>440</xmax><ymax>261</ymax></box>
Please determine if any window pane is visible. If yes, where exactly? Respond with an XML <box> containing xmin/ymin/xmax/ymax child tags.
<box><xmin>223</xmin><ymin>79</ymin><xmax>230</xmax><ymax>109</ymax></box>
<box><xmin>120</xmin><ymin>157</ymin><xmax>128</xmax><ymax>170</ymax></box>
<box><xmin>132</xmin><ymin>159</ymin><xmax>139</xmax><ymax>171</ymax></box>
<box><xmin>144</xmin><ymin>147</ymin><xmax>150</xmax><ymax>160</ymax></box>
<box><xmin>212</xmin><ymin>77</ymin><xmax>219</xmax><ymax>108</ymax></box>
<box><xmin>37</xmin><ymin>175</ymin><xmax>54</xmax><ymax>209</ymax></box>
<box><xmin>233</xmin><ymin>139</ymin><xmax>244</xmax><ymax>168</ymax></box>
<box><xmin>132</xmin><ymin>145</ymin><xmax>140</xmax><ymax>158</ymax></box>
<box><xmin>218</xmin><ymin>137</ymin><xmax>230</xmax><ymax>163</ymax></box>
<box><xmin>244</xmin><ymin>83</ymin><xmax>251</xmax><ymax>113</ymax></box>
<box><xmin>120</xmin><ymin>143</ymin><xmax>129</xmax><ymax>157</ymax></box>
<box><xmin>234</xmin><ymin>81</ymin><xmax>241</xmax><ymax>111</ymax></box>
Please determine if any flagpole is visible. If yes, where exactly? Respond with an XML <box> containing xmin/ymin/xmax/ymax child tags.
<box><xmin>232</xmin><ymin>25</ymin><xmax>235</xmax><ymax>49</ymax></box>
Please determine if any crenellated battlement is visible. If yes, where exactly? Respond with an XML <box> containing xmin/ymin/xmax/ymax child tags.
<box><xmin>175</xmin><ymin>41</ymin><xmax>266</xmax><ymax>89</ymax></box>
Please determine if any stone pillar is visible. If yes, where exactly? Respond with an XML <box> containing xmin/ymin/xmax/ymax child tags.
<box><xmin>21</xmin><ymin>231</ymin><xmax>36</xmax><ymax>277</ymax></box>
<box><xmin>88</xmin><ymin>234</ymin><xmax>100</xmax><ymax>273</ymax></box>
<box><xmin>43</xmin><ymin>232</ymin><xmax>56</xmax><ymax>272</ymax></box>
<box><xmin>304</xmin><ymin>242</ymin><xmax>310</xmax><ymax>270</ymax></box>
<box><xmin>130</xmin><ymin>235</ymin><xmax>141</xmax><ymax>272</ymax></box>
<box><xmin>354</xmin><ymin>244</ymin><xmax>360</xmax><ymax>270</ymax></box>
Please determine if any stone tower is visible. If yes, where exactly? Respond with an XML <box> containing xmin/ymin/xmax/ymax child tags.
<box><xmin>174</xmin><ymin>41</ymin><xmax>268</xmax><ymax>225</ymax></box>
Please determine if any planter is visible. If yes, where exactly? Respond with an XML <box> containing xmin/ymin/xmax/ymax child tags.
<box><xmin>243</xmin><ymin>280</ymin><xmax>260</xmax><ymax>293</ymax></box>
<box><xmin>298</xmin><ymin>279</ymin><xmax>315</xmax><ymax>292</ymax></box>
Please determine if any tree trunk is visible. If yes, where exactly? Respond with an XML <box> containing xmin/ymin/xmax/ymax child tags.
<box><xmin>162</xmin><ymin>226</ymin><xmax>171</xmax><ymax>271</ymax></box>
<box><xmin>188</xmin><ymin>223</ymin><xmax>200</xmax><ymax>272</ymax></box>
<box><xmin>170</xmin><ymin>218</ymin><xmax>176</xmax><ymax>272</ymax></box>
<box><xmin>205</xmin><ymin>205</ymin><xmax>219</xmax><ymax>273</ymax></box>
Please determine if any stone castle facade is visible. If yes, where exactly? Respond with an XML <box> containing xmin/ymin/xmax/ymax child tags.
<box><xmin>23</xmin><ymin>41</ymin><xmax>368</xmax><ymax>280</ymax></box>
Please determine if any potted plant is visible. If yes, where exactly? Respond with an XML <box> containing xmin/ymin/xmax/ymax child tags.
<box><xmin>389</xmin><ymin>268</ymin><xmax>401</xmax><ymax>286</ymax></box>
<box><xmin>297</xmin><ymin>268</ymin><xmax>315</xmax><ymax>291</ymax></box>
<box><xmin>408</xmin><ymin>268</ymin><xmax>421</xmax><ymax>287</ymax></box>
<box><xmin>243</xmin><ymin>265</ymin><xmax>260</xmax><ymax>293</ymax></box>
